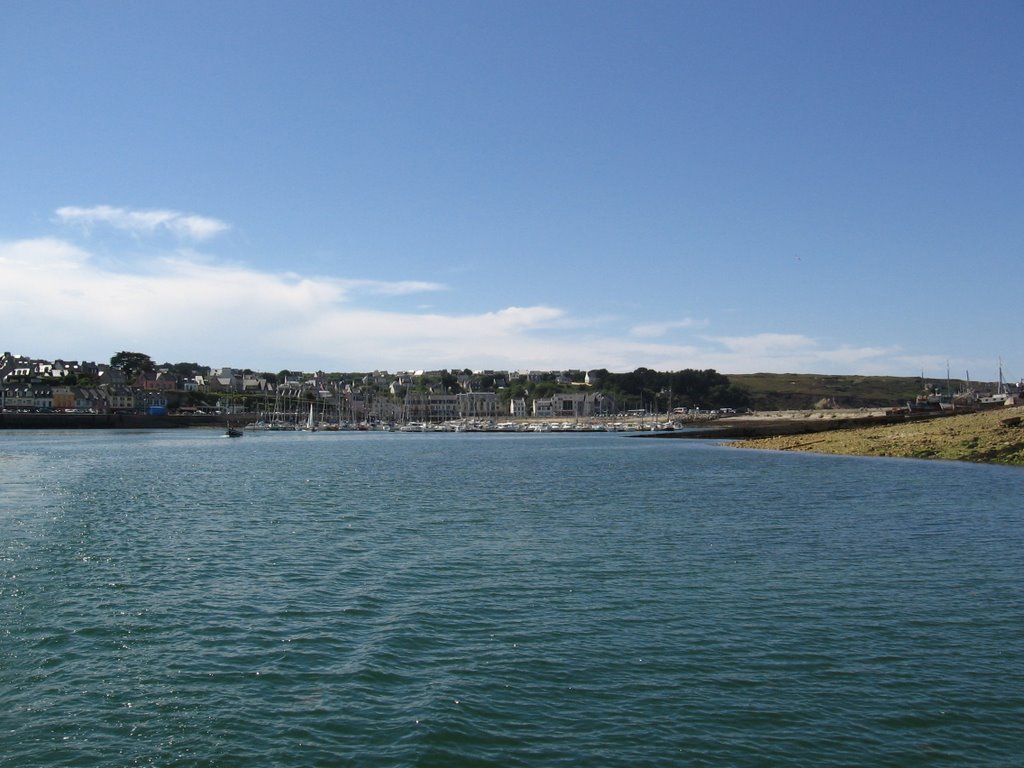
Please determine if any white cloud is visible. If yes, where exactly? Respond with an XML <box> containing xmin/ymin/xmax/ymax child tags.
<box><xmin>54</xmin><ymin>205</ymin><xmax>230</xmax><ymax>241</ymax></box>
<box><xmin>0</xmin><ymin>237</ymin><xmax>571</xmax><ymax>370</ymax></box>
<box><xmin>0</xmin><ymin>236</ymin><xmax>929</xmax><ymax>375</ymax></box>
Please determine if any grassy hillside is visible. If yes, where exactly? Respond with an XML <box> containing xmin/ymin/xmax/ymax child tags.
<box><xmin>728</xmin><ymin>372</ymin><xmax>989</xmax><ymax>411</ymax></box>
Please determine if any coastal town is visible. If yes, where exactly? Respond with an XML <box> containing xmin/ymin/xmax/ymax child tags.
<box><xmin>4</xmin><ymin>351</ymin><xmax>1024</xmax><ymax>463</ymax></box>
<box><xmin>0</xmin><ymin>350</ymin><xmax>750</xmax><ymax>430</ymax></box>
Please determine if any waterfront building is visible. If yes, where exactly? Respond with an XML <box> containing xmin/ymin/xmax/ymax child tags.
<box><xmin>457</xmin><ymin>392</ymin><xmax>497</xmax><ymax>419</ymax></box>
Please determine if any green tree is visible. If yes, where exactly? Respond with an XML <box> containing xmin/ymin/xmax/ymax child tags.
<box><xmin>595</xmin><ymin>367</ymin><xmax>751</xmax><ymax>411</ymax></box>
<box><xmin>531</xmin><ymin>381</ymin><xmax>558</xmax><ymax>399</ymax></box>
<box><xmin>506</xmin><ymin>380</ymin><xmax>529</xmax><ymax>400</ymax></box>
<box><xmin>162</xmin><ymin>361</ymin><xmax>205</xmax><ymax>377</ymax></box>
<box><xmin>439</xmin><ymin>370</ymin><xmax>458</xmax><ymax>393</ymax></box>
<box><xmin>110</xmin><ymin>351</ymin><xmax>154</xmax><ymax>381</ymax></box>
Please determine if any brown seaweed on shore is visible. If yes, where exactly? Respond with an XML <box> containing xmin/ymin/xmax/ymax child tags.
<box><xmin>727</xmin><ymin>406</ymin><xmax>1024</xmax><ymax>465</ymax></box>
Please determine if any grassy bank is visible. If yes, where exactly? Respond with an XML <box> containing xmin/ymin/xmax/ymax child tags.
<box><xmin>727</xmin><ymin>372</ymin><xmax>994</xmax><ymax>411</ymax></box>
<box><xmin>729</xmin><ymin>406</ymin><xmax>1024</xmax><ymax>465</ymax></box>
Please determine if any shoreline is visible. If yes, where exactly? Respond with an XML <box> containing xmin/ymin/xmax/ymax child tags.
<box><xmin>0</xmin><ymin>407</ymin><xmax>884</xmax><ymax>432</ymax></box>
<box><xmin>7</xmin><ymin>407</ymin><xmax>1023</xmax><ymax>466</ymax></box>
<box><xmin>0</xmin><ymin>412</ymin><xmax>256</xmax><ymax>430</ymax></box>
<box><xmin>726</xmin><ymin>406</ymin><xmax>1024</xmax><ymax>465</ymax></box>
<box><xmin>646</xmin><ymin>409</ymin><xmax>899</xmax><ymax>440</ymax></box>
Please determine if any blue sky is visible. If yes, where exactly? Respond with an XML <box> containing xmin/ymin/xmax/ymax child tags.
<box><xmin>2</xmin><ymin>1</ymin><xmax>1021</xmax><ymax>380</ymax></box>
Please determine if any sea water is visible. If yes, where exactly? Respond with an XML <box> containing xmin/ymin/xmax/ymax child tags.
<box><xmin>2</xmin><ymin>430</ymin><xmax>1022</xmax><ymax>767</ymax></box>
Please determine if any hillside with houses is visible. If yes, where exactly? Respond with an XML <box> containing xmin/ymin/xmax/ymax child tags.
<box><xmin>1</xmin><ymin>351</ymin><xmax>750</xmax><ymax>426</ymax></box>
<box><xmin>7</xmin><ymin>350</ymin><xmax>1016</xmax><ymax>430</ymax></box>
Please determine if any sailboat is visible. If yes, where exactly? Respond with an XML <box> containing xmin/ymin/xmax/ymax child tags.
<box><xmin>302</xmin><ymin>402</ymin><xmax>317</xmax><ymax>431</ymax></box>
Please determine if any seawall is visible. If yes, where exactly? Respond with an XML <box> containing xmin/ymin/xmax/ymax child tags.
<box><xmin>0</xmin><ymin>413</ymin><xmax>257</xmax><ymax>430</ymax></box>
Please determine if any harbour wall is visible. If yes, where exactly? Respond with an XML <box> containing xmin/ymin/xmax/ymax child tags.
<box><xmin>0</xmin><ymin>413</ymin><xmax>258</xmax><ymax>430</ymax></box>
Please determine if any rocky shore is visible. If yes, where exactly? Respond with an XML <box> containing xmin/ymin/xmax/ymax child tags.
<box><xmin>727</xmin><ymin>406</ymin><xmax>1024</xmax><ymax>466</ymax></box>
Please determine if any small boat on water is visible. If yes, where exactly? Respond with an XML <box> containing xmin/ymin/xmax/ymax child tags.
<box><xmin>226</xmin><ymin>424</ymin><xmax>244</xmax><ymax>438</ymax></box>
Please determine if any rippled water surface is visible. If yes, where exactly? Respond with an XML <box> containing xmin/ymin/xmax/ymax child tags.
<box><xmin>2</xmin><ymin>430</ymin><xmax>1023</xmax><ymax>766</ymax></box>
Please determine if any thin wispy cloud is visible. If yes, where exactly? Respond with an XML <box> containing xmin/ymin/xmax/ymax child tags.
<box><xmin>54</xmin><ymin>205</ymin><xmax>230</xmax><ymax>241</ymax></box>
<box><xmin>699</xmin><ymin>333</ymin><xmax>904</xmax><ymax>374</ymax></box>
<box><xmin>336</xmin><ymin>279</ymin><xmax>448</xmax><ymax>297</ymax></box>
<box><xmin>630</xmin><ymin>318</ymin><xmax>706</xmax><ymax>338</ymax></box>
<box><xmin>708</xmin><ymin>333</ymin><xmax>820</xmax><ymax>355</ymax></box>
